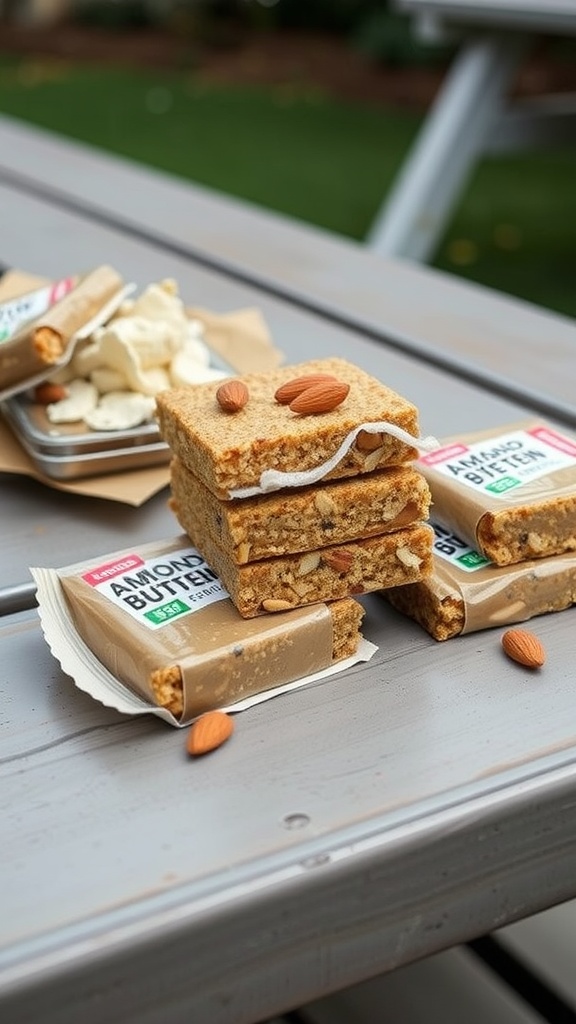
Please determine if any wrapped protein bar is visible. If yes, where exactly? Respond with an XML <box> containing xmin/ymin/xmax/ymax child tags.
<box><xmin>417</xmin><ymin>421</ymin><xmax>576</xmax><ymax>566</ymax></box>
<box><xmin>32</xmin><ymin>536</ymin><xmax>373</xmax><ymax>726</ymax></box>
<box><xmin>0</xmin><ymin>264</ymin><xmax>126</xmax><ymax>396</ymax></box>
<box><xmin>386</xmin><ymin>519</ymin><xmax>576</xmax><ymax>640</ymax></box>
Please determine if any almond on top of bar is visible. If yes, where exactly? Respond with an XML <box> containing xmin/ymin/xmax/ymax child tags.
<box><xmin>155</xmin><ymin>357</ymin><xmax>421</xmax><ymax>500</ymax></box>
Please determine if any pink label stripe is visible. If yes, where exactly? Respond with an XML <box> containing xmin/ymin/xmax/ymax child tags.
<box><xmin>82</xmin><ymin>554</ymin><xmax>144</xmax><ymax>586</ymax></box>
<box><xmin>529</xmin><ymin>426</ymin><xmax>576</xmax><ymax>458</ymax></box>
<box><xmin>419</xmin><ymin>443</ymin><xmax>468</xmax><ymax>466</ymax></box>
<box><xmin>48</xmin><ymin>277</ymin><xmax>75</xmax><ymax>306</ymax></box>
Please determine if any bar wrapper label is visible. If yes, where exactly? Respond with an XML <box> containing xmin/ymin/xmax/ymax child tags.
<box><xmin>420</xmin><ymin>425</ymin><xmax>576</xmax><ymax>497</ymax></box>
<box><xmin>32</xmin><ymin>536</ymin><xmax>376</xmax><ymax>727</ymax></box>
<box><xmin>431</xmin><ymin>521</ymin><xmax>490</xmax><ymax>573</ymax></box>
<box><xmin>81</xmin><ymin>547</ymin><xmax>228</xmax><ymax>628</ymax></box>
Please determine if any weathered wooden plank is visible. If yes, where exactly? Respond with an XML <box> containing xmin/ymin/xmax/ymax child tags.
<box><xmin>2</xmin><ymin>600</ymin><xmax>576</xmax><ymax>1023</ymax></box>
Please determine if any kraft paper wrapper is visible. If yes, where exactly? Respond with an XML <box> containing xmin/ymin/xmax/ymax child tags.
<box><xmin>387</xmin><ymin>548</ymin><xmax>576</xmax><ymax>639</ymax></box>
<box><xmin>0</xmin><ymin>265</ymin><xmax>125</xmax><ymax>391</ymax></box>
<box><xmin>0</xmin><ymin>270</ymin><xmax>283</xmax><ymax>505</ymax></box>
<box><xmin>31</xmin><ymin>536</ymin><xmax>376</xmax><ymax>727</ymax></box>
<box><xmin>418</xmin><ymin>420</ymin><xmax>576</xmax><ymax>564</ymax></box>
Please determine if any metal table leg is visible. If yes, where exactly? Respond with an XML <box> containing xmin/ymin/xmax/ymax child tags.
<box><xmin>367</xmin><ymin>33</ymin><xmax>527</xmax><ymax>261</ymax></box>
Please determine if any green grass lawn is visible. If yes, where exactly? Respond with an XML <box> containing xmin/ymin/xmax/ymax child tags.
<box><xmin>1</xmin><ymin>55</ymin><xmax>575</xmax><ymax>319</ymax></box>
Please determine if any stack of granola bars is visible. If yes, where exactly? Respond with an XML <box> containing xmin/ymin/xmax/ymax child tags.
<box><xmin>156</xmin><ymin>357</ymin><xmax>434</xmax><ymax>636</ymax></box>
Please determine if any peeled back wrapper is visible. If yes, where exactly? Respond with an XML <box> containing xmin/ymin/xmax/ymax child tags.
<box><xmin>385</xmin><ymin>520</ymin><xmax>576</xmax><ymax>640</ymax></box>
<box><xmin>0</xmin><ymin>264</ymin><xmax>126</xmax><ymax>394</ymax></box>
<box><xmin>31</xmin><ymin>536</ymin><xmax>375</xmax><ymax>727</ymax></box>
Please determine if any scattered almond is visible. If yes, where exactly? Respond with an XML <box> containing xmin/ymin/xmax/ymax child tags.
<box><xmin>274</xmin><ymin>373</ymin><xmax>339</xmax><ymax>405</ymax></box>
<box><xmin>262</xmin><ymin>598</ymin><xmax>295</xmax><ymax>612</ymax></box>
<box><xmin>186</xmin><ymin>710</ymin><xmax>234</xmax><ymax>756</ymax></box>
<box><xmin>216</xmin><ymin>379</ymin><xmax>249</xmax><ymax>413</ymax></box>
<box><xmin>323</xmin><ymin>548</ymin><xmax>354</xmax><ymax>573</ymax></box>
<box><xmin>501</xmin><ymin>628</ymin><xmax>546</xmax><ymax>668</ymax></box>
<box><xmin>34</xmin><ymin>382</ymin><xmax>69</xmax><ymax>405</ymax></box>
<box><xmin>290</xmin><ymin>381</ymin><xmax>350</xmax><ymax>415</ymax></box>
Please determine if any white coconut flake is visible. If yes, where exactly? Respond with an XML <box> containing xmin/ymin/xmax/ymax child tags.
<box><xmin>46</xmin><ymin>379</ymin><xmax>99</xmax><ymax>423</ymax></box>
<box><xmin>169</xmin><ymin>351</ymin><xmax>227</xmax><ymax>387</ymax></box>
<box><xmin>228</xmin><ymin>422</ymin><xmax>440</xmax><ymax>498</ymax></box>
<box><xmin>84</xmin><ymin>391</ymin><xmax>156</xmax><ymax>431</ymax></box>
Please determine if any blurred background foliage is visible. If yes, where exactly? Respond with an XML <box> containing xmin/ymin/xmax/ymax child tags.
<box><xmin>1</xmin><ymin>0</ymin><xmax>575</xmax><ymax>318</ymax></box>
<box><xmin>13</xmin><ymin>0</ymin><xmax>457</xmax><ymax>66</ymax></box>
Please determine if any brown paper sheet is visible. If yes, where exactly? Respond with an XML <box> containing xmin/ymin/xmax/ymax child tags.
<box><xmin>188</xmin><ymin>305</ymin><xmax>284</xmax><ymax>373</ymax></box>
<box><xmin>0</xmin><ymin>270</ymin><xmax>283</xmax><ymax>505</ymax></box>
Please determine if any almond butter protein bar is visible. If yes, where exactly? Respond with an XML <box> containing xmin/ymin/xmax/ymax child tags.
<box><xmin>386</xmin><ymin>520</ymin><xmax>576</xmax><ymax>640</ymax></box>
<box><xmin>38</xmin><ymin>537</ymin><xmax>366</xmax><ymax>722</ymax></box>
<box><xmin>417</xmin><ymin>421</ymin><xmax>576</xmax><ymax>566</ymax></box>
<box><xmin>171</xmin><ymin>505</ymin><xmax>434</xmax><ymax>617</ymax></box>
<box><xmin>0</xmin><ymin>264</ymin><xmax>124</xmax><ymax>391</ymax></box>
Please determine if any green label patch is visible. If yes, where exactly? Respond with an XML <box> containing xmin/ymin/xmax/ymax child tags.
<box><xmin>456</xmin><ymin>550</ymin><xmax>490</xmax><ymax>569</ymax></box>
<box><xmin>486</xmin><ymin>476</ymin><xmax>520</xmax><ymax>494</ymax></box>
<box><xmin>144</xmin><ymin>599</ymin><xmax>190</xmax><ymax>625</ymax></box>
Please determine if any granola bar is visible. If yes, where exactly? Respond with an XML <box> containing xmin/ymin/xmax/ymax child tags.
<box><xmin>171</xmin><ymin>501</ymin><xmax>434</xmax><ymax>617</ymax></box>
<box><xmin>155</xmin><ymin>357</ymin><xmax>422</xmax><ymax>500</ymax></box>
<box><xmin>170</xmin><ymin>457</ymin><xmax>431</xmax><ymax>563</ymax></box>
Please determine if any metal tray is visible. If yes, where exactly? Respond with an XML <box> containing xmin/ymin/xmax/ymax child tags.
<box><xmin>2</xmin><ymin>395</ymin><xmax>170</xmax><ymax>479</ymax></box>
<box><xmin>3</xmin><ymin>392</ymin><xmax>164</xmax><ymax>456</ymax></box>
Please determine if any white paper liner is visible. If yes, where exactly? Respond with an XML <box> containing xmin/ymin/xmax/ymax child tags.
<box><xmin>228</xmin><ymin>422</ymin><xmax>440</xmax><ymax>498</ymax></box>
<box><xmin>32</xmin><ymin>565</ymin><xmax>377</xmax><ymax>728</ymax></box>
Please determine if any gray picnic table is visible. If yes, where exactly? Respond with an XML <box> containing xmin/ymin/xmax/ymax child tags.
<box><xmin>369</xmin><ymin>0</ymin><xmax>576</xmax><ymax>261</ymax></box>
<box><xmin>1</xmin><ymin>116</ymin><xmax>575</xmax><ymax>1024</ymax></box>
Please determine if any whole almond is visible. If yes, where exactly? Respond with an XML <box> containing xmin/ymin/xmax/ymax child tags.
<box><xmin>290</xmin><ymin>381</ymin><xmax>350</xmax><ymax>415</ymax></box>
<box><xmin>34</xmin><ymin>382</ymin><xmax>68</xmax><ymax>405</ymax></box>
<box><xmin>216</xmin><ymin>379</ymin><xmax>249</xmax><ymax>413</ymax></box>
<box><xmin>275</xmin><ymin>373</ymin><xmax>339</xmax><ymax>405</ymax></box>
<box><xmin>323</xmin><ymin>548</ymin><xmax>354</xmax><ymax>573</ymax></box>
<box><xmin>501</xmin><ymin>629</ymin><xmax>546</xmax><ymax>668</ymax></box>
<box><xmin>186</xmin><ymin>710</ymin><xmax>234</xmax><ymax>756</ymax></box>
